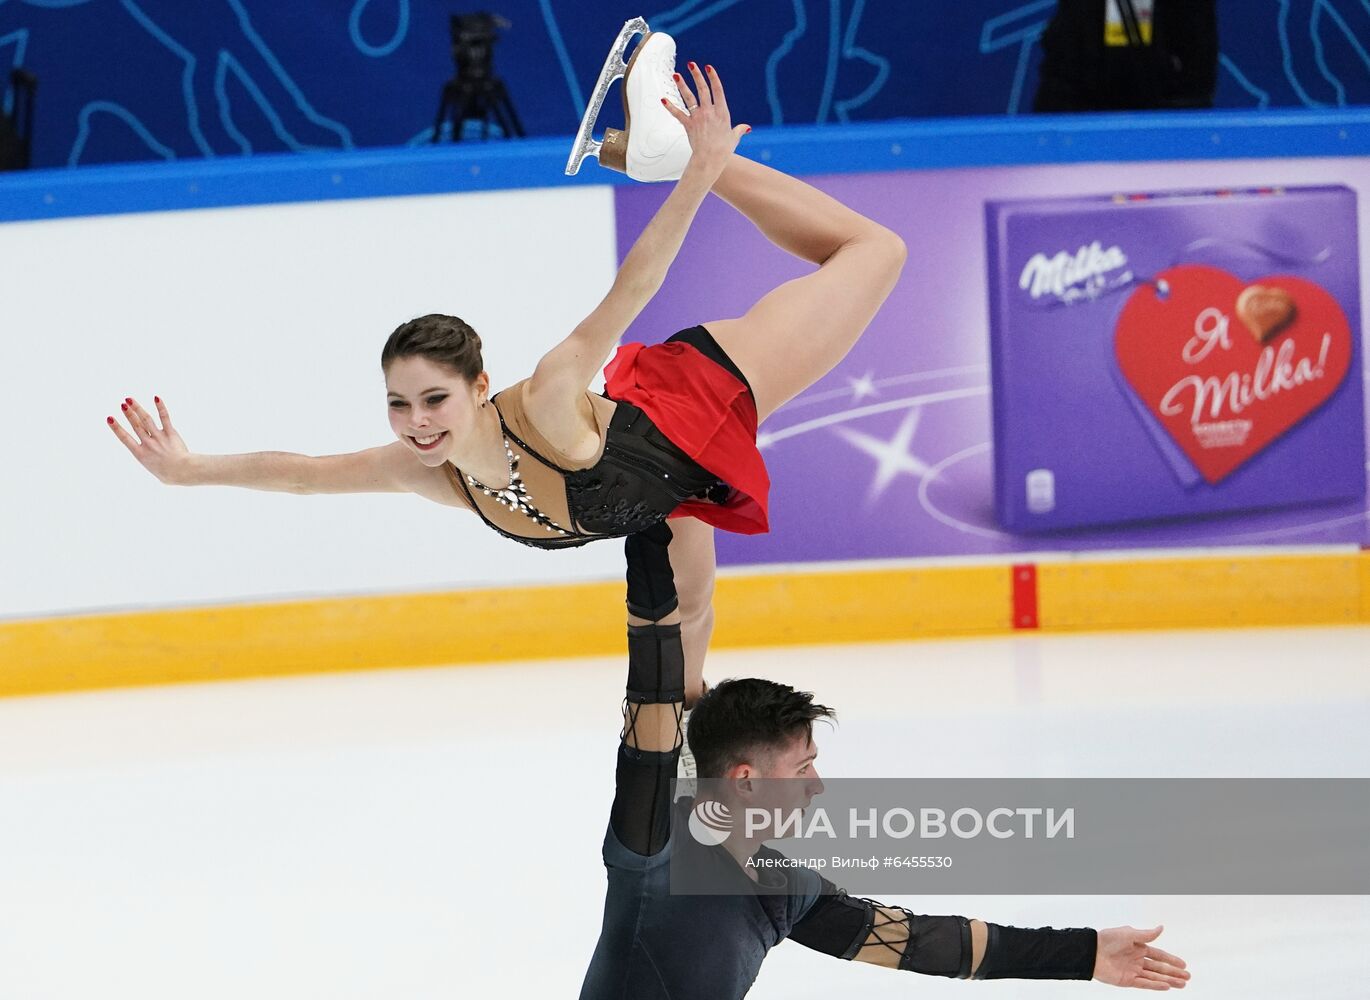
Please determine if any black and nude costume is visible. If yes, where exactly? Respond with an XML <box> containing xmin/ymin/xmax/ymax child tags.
<box><xmin>442</xmin><ymin>326</ymin><xmax>769</xmax><ymax>549</ymax></box>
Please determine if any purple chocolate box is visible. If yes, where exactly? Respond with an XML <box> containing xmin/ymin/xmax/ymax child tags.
<box><xmin>986</xmin><ymin>185</ymin><xmax>1366</xmax><ymax>533</ymax></box>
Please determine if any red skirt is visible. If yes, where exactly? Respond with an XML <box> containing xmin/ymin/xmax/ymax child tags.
<box><xmin>603</xmin><ymin>340</ymin><xmax>770</xmax><ymax>535</ymax></box>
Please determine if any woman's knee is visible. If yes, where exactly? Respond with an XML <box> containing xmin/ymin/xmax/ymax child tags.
<box><xmin>667</xmin><ymin>517</ymin><xmax>717</xmax><ymax>618</ymax></box>
<box><xmin>677</xmin><ymin>574</ymin><xmax>715</xmax><ymax>627</ymax></box>
<box><xmin>674</xmin><ymin>555</ymin><xmax>715</xmax><ymax>635</ymax></box>
<box><xmin>880</xmin><ymin>226</ymin><xmax>908</xmax><ymax>265</ymax></box>
<box><xmin>844</xmin><ymin>223</ymin><xmax>906</xmax><ymax>272</ymax></box>
<box><xmin>681</xmin><ymin>604</ymin><xmax>716</xmax><ymax>658</ymax></box>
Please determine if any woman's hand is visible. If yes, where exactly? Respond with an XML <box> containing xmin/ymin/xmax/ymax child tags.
<box><xmin>662</xmin><ymin>62</ymin><xmax>750</xmax><ymax>177</ymax></box>
<box><xmin>108</xmin><ymin>396</ymin><xmax>196</xmax><ymax>485</ymax></box>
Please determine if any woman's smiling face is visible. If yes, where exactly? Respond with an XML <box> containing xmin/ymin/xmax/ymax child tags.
<box><xmin>385</xmin><ymin>355</ymin><xmax>488</xmax><ymax>465</ymax></box>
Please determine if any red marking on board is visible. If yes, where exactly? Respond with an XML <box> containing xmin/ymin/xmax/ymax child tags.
<box><xmin>1012</xmin><ymin>564</ymin><xmax>1039</xmax><ymax>630</ymax></box>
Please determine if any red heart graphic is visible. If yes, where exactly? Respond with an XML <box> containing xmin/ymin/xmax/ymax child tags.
<box><xmin>1115</xmin><ymin>265</ymin><xmax>1352</xmax><ymax>484</ymax></box>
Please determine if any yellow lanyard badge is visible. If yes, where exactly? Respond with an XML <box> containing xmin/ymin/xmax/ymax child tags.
<box><xmin>1105</xmin><ymin>0</ymin><xmax>1155</xmax><ymax>46</ymax></box>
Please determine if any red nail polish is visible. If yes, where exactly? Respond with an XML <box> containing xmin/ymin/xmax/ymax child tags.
<box><xmin>154</xmin><ymin>396</ymin><xmax>161</xmax><ymax>403</ymax></box>
<box><xmin>688</xmin><ymin>61</ymin><xmax>698</xmax><ymax>70</ymax></box>
<box><xmin>661</xmin><ymin>98</ymin><xmax>668</xmax><ymax>105</ymax></box>
<box><xmin>124</xmin><ymin>397</ymin><xmax>132</xmax><ymax>404</ymax></box>
<box><xmin>107</xmin><ymin>416</ymin><xmax>115</xmax><ymax>424</ymax></box>
<box><xmin>706</xmin><ymin>65</ymin><xmax>714</xmax><ymax>74</ymax></box>
<box><xmin>121</xmin><ymin>403</ymin><xmax>128</xmax><ymax>411</ymax></box>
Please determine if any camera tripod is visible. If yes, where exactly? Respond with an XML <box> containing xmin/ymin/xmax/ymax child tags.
<box><xmin>432</xmin><ymin>73</ymin><xmax>524</xmax><ymax>142</ymax></box>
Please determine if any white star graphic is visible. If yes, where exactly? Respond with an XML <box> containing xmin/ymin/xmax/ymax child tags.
<box><xmin>833</xmin><ymin>407</ymin><xmax>937</xmax><ymax>505</ymax></box>
<box><xmin>847</xmin><ymin>371</ymin><xmax>879</xmax><ymax>403</ymax></box>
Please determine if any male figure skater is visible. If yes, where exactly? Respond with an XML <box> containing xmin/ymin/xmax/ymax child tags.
<box><xmin>580</xmin><ymin>522</ymin><xmax>1190</xmax><ymax>998</ymax></box>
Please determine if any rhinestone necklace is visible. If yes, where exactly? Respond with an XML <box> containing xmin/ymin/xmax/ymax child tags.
<box><xmin>465</xmin><ymin>435</ymin><xmax>570</xmax><ymax>536</ymax></box>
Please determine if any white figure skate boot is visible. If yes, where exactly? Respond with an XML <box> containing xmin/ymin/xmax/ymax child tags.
<box><xmin>676</xmin><ymin>705</ymin><xmax>697</xmax><ymax>797</ymax></box>
<box><xmin>565</xmin><ymin>19</ymin><xmax>691</xmax><ymax>182</ymax></box>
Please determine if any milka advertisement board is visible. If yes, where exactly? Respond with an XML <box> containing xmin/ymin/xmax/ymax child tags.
<box><xmin>987</xmin><ymin>186</ymin><xmax>1363</xmax><ymax>533</ymax></box>
<box><xmin>615</xmin><ymin>160</ymin><xmax>1370</xmax><ymax>566</ymax></box>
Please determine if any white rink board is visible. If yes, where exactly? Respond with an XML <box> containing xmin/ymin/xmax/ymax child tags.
<box><xmin>0</xmin><ymin>185</ymin><xmax>624</xmax><ymax>617</ymax></box>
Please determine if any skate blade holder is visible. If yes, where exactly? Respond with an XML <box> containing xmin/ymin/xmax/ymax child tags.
<box><xmin>565</xmin><ymin>16</ymin><xmax>650</xmax><ymax>176</ymax></box>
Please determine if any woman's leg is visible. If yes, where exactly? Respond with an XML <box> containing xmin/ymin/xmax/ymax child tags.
<box><xmin>666</xmin><ymin>515</ymin><xmax>716</xmax><ymax>708</ymax></box>
<box><xmin>700</xmin><ymin>155</ymin><xmax>906</xmax><ymax>423</ymax></box>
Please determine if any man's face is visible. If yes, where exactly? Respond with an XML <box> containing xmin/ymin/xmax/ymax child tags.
<box><xmin>757</xmin><ymin>730</ymin><xmax>825</xmax><ymax>810</ymax></box>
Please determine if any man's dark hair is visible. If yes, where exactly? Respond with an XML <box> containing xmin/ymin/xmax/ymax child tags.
<box><xmin>381</xmin><ymin>313</ymin><xmax>483</xmax><ymax>381</ymax></box>
<box><xmin>687</xmin><ymin>678</ymin><xmax>835</xmax><ymax>779</ymax></box>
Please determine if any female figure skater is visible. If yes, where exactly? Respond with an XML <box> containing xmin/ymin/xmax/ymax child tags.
<box><xmin>108</xmin><ymin>31</ymin><xmax>905</xmax><ymax>718</ymax></box>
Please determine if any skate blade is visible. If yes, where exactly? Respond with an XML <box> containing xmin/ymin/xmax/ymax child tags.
<box><xmin>564</xmin><ymin>16</ymin><xmax>650</xmax><ymax>176</ymax></box>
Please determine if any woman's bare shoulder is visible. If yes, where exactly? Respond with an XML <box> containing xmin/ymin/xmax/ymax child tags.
<box><xmin>381</xmin><ymin>443</ymin><xmax>472</xmax><ymax>511</ymax></box>
<box><xmin>516</xmin><ymin>378</ymin><xmax>614</xmax><ymax>466</ymax></box>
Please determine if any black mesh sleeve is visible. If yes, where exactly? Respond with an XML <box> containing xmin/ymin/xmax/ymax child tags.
<box><xmin>608</xmin><ymin>522</ymin><xmax>684</xmax><ymax>858</ymax></box>
<box><xmin>610</xmin><ymin>744</ymin><xmax>677</xmax><ymax>857</ymax></box>
<box><xmin>624</xmin><ymin>521</ymin><xmax>679</xmax><ymax>622</ymax></box>
<box><xmin>974</xmin><ymin>923</ymin><xmax>1097</xmax><ymax>980</ymax></box>
<box><xmin>789</xmin><ymin>885</ymin><xmax>972</xmax><ymax>978</ymax></box>
<box><xmin>786</xmin><ymin>879</ymin><xmax>870</xmax><ymax>960</ymax></box>
<box><xmin>790</xmin><ymin>889</ymin><xmax>1096</xmax><ymax>982</ymax></box>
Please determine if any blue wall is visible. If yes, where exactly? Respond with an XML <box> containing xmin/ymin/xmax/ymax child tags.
<box><xmin>6</xmin><ymin>110</ymin><xmax>1370</xmax><ymax>225</ymax></box>
<box><xmin>2</xmin><ymin>0</ymin><xmax>1369</xmax><ymax>169</ymax></box>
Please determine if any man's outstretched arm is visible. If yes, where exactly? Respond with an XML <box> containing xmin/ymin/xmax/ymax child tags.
<box><xmin>788</xmin><ymin>883</ymin><xmax>1189</xmax><ymax>989</ymax></box>
<box><xmin>607</xmin><ymin>522</ymin><xmax>685</xmax><ymax>858</ymax></box>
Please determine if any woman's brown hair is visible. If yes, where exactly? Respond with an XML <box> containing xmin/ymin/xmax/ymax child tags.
<box><xmin>381</xmin><ymin>314</ymin><xmax>483</xmax><ymax>381</ymax></box>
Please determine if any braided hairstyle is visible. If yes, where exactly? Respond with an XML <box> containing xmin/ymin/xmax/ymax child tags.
<box><xmin>381</xmin><ymin>314</ymin><xmax>484</xmax><ymax>381</ymax></box>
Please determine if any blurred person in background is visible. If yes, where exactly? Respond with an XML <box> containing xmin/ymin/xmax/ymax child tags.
<box><xmin>1033</xmin><ymin>0</ymin><xmax>1218</xmax><ymax>112</ymax></box>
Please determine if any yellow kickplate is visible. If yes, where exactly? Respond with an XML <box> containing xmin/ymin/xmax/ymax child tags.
<box><xmin>1038</xmin><ymin>552</ymin><xmax>1367</xmax><ymax>631</ymax></box>
<box><xmin>0</xmin><ymin>583</ymin><xmax>622</xmax><ymax>698</ymax></box>
<box><xmin>712</xmin><ymin>564</ymin><xmax>1009</xmax><ymax>648</ymax></box>
<box><xmin>2</xmin><ymin>553</ymin><xmax>1365</xmax><ymax>698</ymax></box>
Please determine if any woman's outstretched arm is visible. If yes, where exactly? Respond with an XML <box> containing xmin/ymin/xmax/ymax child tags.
<box><xmin>528</xmin><ymin>64</ymin><xmax>748</xmax><ymax>408</ymax></box>
<box><xmin>108</xmin><ymin>395</ymin><xmax>418</xmax><ymax>496</ymax></box>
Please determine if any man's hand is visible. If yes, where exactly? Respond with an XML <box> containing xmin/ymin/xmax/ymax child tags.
<box><xmin>1094</xmin><ymin>925</ymin><xmax>1189</xmax><ymax>990</ymax></box>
